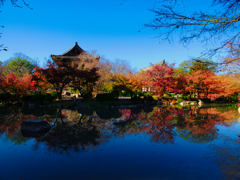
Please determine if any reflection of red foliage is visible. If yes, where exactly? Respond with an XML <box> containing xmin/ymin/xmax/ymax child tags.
<box><xmin>141</xmin><ymin>108</ymin><xmax>181</xmax><ymax>144</ymax></box>
<box><xmin>0</xmin><ymin>113</ymin><xmax>48</xmax><ymax>137</ymax></box>
<box><xmin>0</xmin><ymin>123</ymin><xmax>20</xmax><ymax>136</ymax></box>
<box><xmin>121</xmin><ymin>109</ymin><xmax>146</xmax><ymax>120</ymax></box>
<box><xmin>121</xmin><ymin>109</ymin><xmax>131</xmax><ymax>119</ymax></box>
<box><xmin>118</xmin><ymin>106</ymin><xmax>236</xmax><ymax>144</ymax></box>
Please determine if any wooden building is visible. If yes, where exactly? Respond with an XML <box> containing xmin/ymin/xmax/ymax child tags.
<box><xmin>51</xmin><ymin>42</ymin><xmax>100</xmax><ymax>65</ymax></box>
<box><xmin>136</xmin><ymin>60</ymin><xmax>166</xmax><ymax>92</ymax></box>
<box><xmin>51</xmin><ymin>42</ymin><xmax>100</xmax><ymax>96</ymax></box>
<box><xmin>137</xmin><ymin>60</ymin><xmax>165</xmax><ymax>73</ymax></box>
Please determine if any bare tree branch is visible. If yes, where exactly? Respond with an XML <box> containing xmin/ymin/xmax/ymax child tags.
<box><xmin>145</xmin><ymin>0</ymin><xmax>240</xmax><ymax>60</ymax></box>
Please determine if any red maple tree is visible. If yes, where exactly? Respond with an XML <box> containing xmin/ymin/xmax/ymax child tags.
<box><xmin>0</xmin><ymin>73</ymin><xmax>36</xmax><ymax>96</ymax></box>
<box><xmin>32</xmin><ymin>61</ymin><xmax>100</xmax><ymax>99</ymax></box>
<box><xmin>144</xmin><ymin>63</ymin><xmax>186</xmax><ymax>96</ymax></box>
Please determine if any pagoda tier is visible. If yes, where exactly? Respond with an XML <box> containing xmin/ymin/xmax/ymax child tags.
<box><xmin>51</xmin><ymin>42</ymin><xmax>100</xmax><ymax>64</ymax></box>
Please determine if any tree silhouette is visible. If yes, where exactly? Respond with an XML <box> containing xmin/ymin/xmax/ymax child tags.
<box><xmin>145</xmin><ymin>0</ymin><xmax>240</xmax><ymax>59</ymax></box>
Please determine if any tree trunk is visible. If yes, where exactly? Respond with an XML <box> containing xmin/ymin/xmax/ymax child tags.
<box><xmin>58</xmin><ymin>88</ymin><xmax>63</xmax><ymax>100</ymax></box>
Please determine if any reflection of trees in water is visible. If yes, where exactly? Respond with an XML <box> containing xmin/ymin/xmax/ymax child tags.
<box><xmin>96</xmin><ymin>109</ymin><xmax>122</xmax><ymax>119</ymax></box>
<box><xmin>34</xmin><ymin>109</ymin><xmax>113</xmax><ymax>155</ymax></box>
<box><xmin>142</xmin><ymin>107</ymin><xmax>187</xmax><ymax>144</ymax></box>
<box><xmin>5</xmin><ymin>130</ymin><xmax>30</xmax><ymax>145</ymax></box>
<box><xmin>178</xmin><ymin>129</ymin><xmax>217</xmax><ymax>144</ymax></box>
<box><xmin>176</xmin><ymin>106</ymin><xmax>237</xmax><ymax>144</ymax></box>
<box><xmin>208</xmin><ymin>136</ymin><xmax>240</xmax><ymax>180</ymax></box>
<box><xmin>0</xmin><ymin>105</ymin><xmax>238</xmax><ymax>150</ymax></box>
<box><xmin>113</xmin><ymin>108</ymin><xmax>183</xmax><ymax>144</ymax></box>
<box><xmin>21</xmin><ymin>107</ymin><xmax>58</xmax><ymax>117</ymax></box>
<box><xmin>112</xmin><ymin>109</ymin><xmax>148</xmax><ymax>138</ymax></box>
<box><xmin>0</xmin><ymin>108</ymin><xmax>52</xmax><ymax>144</ymax></box>
<box><xmin>0</xmin><ymin>108</ymin><xmax>30</xmax><ymax>144</ymax></box>
<box><xmin>114</xmin><ymin>106</ymin><xmax>235</xmax><ymax>144</ymax></box>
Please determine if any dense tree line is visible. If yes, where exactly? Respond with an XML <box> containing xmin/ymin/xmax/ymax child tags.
<box><xmin>0</xmin><ymin>46</ymin><xmax>239</xmax><ymax>105</ymax></box>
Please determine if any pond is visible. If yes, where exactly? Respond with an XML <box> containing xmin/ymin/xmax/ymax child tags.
<box><xmin>0</xmin><ymin>104</ymin><xmax>240</xmax><ymax>180</ymax></box>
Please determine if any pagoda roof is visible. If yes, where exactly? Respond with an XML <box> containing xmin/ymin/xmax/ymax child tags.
<box><xmin>51</xmin><ymin>42</ymin><xmax>100</xmax><ymax>63</ymax></box>
<box><xmin>51</xmin><ymin>42</ymin><xmax>85</xmax><ymax>57</ymax></box>
<box><xmin>60</xmin><ymin>42</ymin><xmax>85</xmax><ymax>56</ymax></box>
<box><xmin>135</xmin><ymin>60</ymin><xmax>166</xmax><ymax>76</ymax></box>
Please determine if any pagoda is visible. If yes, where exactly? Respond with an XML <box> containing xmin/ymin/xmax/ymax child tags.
<box><xmin>50</xmin><ymin>42</ymin><xmax>100</xmax><ymax>96</ymax></box>
<box><xmin>51</xmin><ymin>42</ymin><xmax>100</xmax><ymax>65</ymax></box>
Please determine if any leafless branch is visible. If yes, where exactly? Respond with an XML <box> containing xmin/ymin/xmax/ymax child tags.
<box><xmin>145</xmin><ymin>0</ymin><xmax>240</xmax><ymax>60</ymax></box>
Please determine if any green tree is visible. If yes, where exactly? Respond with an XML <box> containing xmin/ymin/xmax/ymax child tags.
<box><xmin>175</xmin><ymin>59</ymin><xmax>218</xmax><ymax>76</ymax></box>
<box><xmin>3</xmin><ymin>57</ymin><xmax>36</xmax><ymax>77</ymax></box>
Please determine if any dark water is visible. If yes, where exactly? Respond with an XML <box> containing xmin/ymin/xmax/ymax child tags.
<box><xmin>1</xmin><ymin>104</ymin><xmax>240</xmax><ymax>180</ymax></box>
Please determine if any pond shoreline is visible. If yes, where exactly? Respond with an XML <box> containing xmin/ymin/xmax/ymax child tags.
<box><xmin>20</xmin><ymin>97</ymin><xmax>238</xmax><ymax>110</ymax></box>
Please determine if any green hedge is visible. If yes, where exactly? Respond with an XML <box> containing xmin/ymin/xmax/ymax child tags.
<box><xmin>82</xmin><ymin>91</ymin><xmax>92</xmax><ymax>99</ymax></box>
<box><xmin>31</xmin><ymin>94</ymin><xmax>47</xmax><ymax>105</ymax></box>
<box><xmin>96</xmin><ymin>93</ymin><xmax>115</xmax><ymax>101</ymax></box>
<box><xmin>144</xmin><ymin>95</ymin><xmax>154</xmax><ymax>101</ymax></box>
<box><xmin>131</xmin><ymin>96</ymin><xmax>142</xmax><ymax>101</ymax></box>
<box><xmin>96</xmin><ymin>109</ymin><xmax>122</xmax><ymax>119</ymax></box>
<box><xmin>120</xmin><ymin>91</ymin><xmax>131</xmax><ymax>97</ymax></box>
<box><xmin>228</xmin><ymin>94</ymin><xmax>238</xmax><ymax>102</ymax></box>
<box><xmin>176</xmin><ymin>98</ymin><xmax>183</xmax><ymax>103</ymax></box>
<box><xmin>41</xmin><ymin>92</ymin><xmax>49</xmax><ymax>96</ymax></box>
<box><xmin>111</xmin><ymin>89</ymin><xmax>120</xmax><ymax>99</ymax></box>
<box><xmin>0</xmin><ymin>93</ymin><xmax>16</xmax><ymax>103</ymax></box>
<box><xmin>179</xmin><ymin>94</ymin><xmax>190</xmax><ymax>100</ymax></box>
<box><xmin>21</xmin><ymin>93</ymin><xmax>57</xmax><ymax>104</ymax></box>
<box><xmin>43</xmin><ymin>96</ymin><xmax>54</xmax><ymax>105</ymax></box>
<box><xmin>33</xmin><ymin>91</ymin><xmax>41</xmax><ymax>95</ymax></box>
<box><xmin>51</xmin><ymin>92</ymin><xmax>58</xmax><ymax>99</ymax></box>
<box><xmin>143</xmin><ymin>92</ymin><xmax>153</xmax><ymax>96</ymax></box>
<box><xmin>20</xmin><ymin>95</ymin><xmax>33</xmax><ymax>102</ymax></box>
<box><xmin>163</xmin><ymin>93</ymin><xmax>171</xmax><ymax>97</ymax></box>
<box><xmin>134</xmin><ymin>91</ymin><xmax>144</xmax><ymax>97</ymax></box>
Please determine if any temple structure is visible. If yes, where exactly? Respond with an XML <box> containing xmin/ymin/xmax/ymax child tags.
<box><xmin>51</xmin><ymin>42</ymin><xmax>100</xmax><ymax>65</ymax></box>
<box><xmin>138</xmin><ymin>60</ymin><xmax>165</xmax><ymax>73</ymax></box>
<box><xmin>50</xmin><ymin>42</ymin><xmax>100</xmax><ymax>96</ymax></box>
<box><xmin>136</xmin><ymin>60</ymin><xmax>166</xmax><ymax>92</ymax></box>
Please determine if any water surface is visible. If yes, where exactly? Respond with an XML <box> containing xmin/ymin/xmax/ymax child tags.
<box><xmin>0</xmin><ymin>104</ymin><xmax>240</xmax><ymax>180</ymax></box>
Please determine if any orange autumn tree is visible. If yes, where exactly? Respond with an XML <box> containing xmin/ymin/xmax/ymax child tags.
<box><xmin>185</xmin><ymin>70</ymin><xmax>227</xmax><ymax>100</ymax></box>
<box><xmin>216</xmin><ymin>73</ymin><xmax>240</xmax><ymax>99</ymax></box>
<box><xmin>0</xmin><ymin>73</ymin><xmax>36</xmax><ymax>96</ymax></box>
<box><xmin>31</xmin><ymin>68</ymin><xmax>51</xmax><ymax>92</ymax></box>
<box><xmin>111</xmin><ymin>72</ymin><xmax>145</xmax><ymax>98</ymax></box>
<box><xmin>218</xmin><ymin>43</ymin><xmax>240</xmax><ymax>100</ymax></box>
<box><xmin>99</xmin><ymin>58</ymin><xmax>138</xmax><ymax>94</ymax></box>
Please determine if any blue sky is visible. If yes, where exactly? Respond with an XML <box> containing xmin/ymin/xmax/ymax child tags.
<box><xmin>0</xmin><ymin>0</ymin><xmax>220</xmax><ymax>70</ymax></box>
